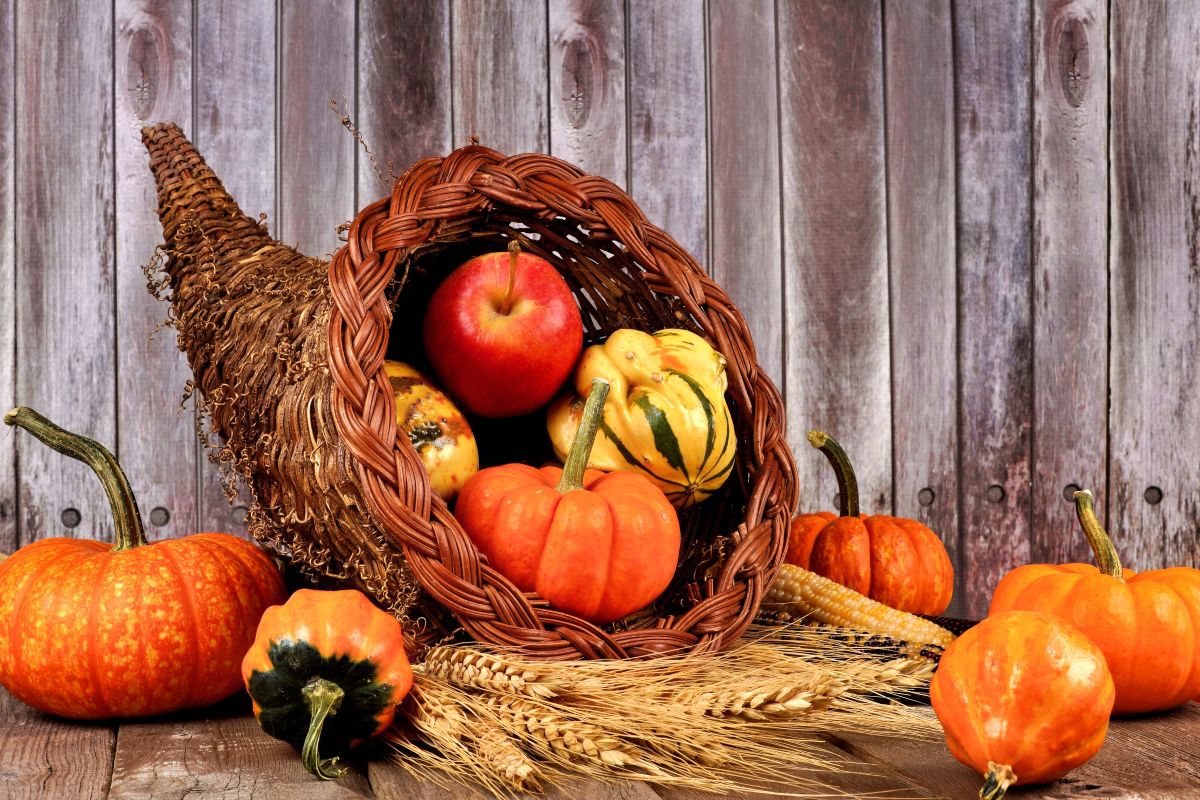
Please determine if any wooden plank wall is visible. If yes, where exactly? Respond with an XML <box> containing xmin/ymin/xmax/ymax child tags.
<box><xmin>3</xmin><ymin>0</ymin><xmax>1198</xmax><ymax>618</ymax></box>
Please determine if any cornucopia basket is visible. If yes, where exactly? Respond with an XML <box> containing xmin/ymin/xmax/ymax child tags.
<box><xmin>141</xmin><ymin>122</ymin><xmax>797</xmax><ymax>661</ymax></box>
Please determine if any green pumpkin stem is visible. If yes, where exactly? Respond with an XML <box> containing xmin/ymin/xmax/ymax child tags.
<box><xmin>807</xmin><ymin>430</ymin><xmax>860</xmax><ymax>517</ymax></box>
<box><xmin>300</xmin><ymin>678</ymin><xmax>348</xmax><ymax>780</ymax></box>
<box><xmin>1073</xmin><ymin>489</ymin><xmax>1123</xmax><ymax>579</ymax></box>
<box><xmin>979</xmin><ymin>762</ymin><xmax>1016</xmax><ymax>800</ymax></box>
<box><xmin>557</xmin><ymin>379</ymin><xmax>611</xmax><ymax>494</ymax></box>
<box><xmin>3</xmin><ymin>406</ymin><xmax>147</xmax><ymax>550</ymax></box>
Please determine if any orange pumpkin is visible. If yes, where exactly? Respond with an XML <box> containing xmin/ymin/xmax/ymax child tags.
<box><xmin>454</xmin><ymin>379</ymin><xmax>680</xmax><ymax>624</ymax></box>
<box><xmin>786</xmin><ymin>431</ymin><xmax>953</xmax><ymax>615</ymax></box>
<box><xmin>990</xmin><ymin>490</ymin><xmax>1200</xmax><ymax>714</ymax></box>
<box><xmin>242</xmin><ymin>589</ymin><xmax>412</xmax><ymax>779</ymax></box>
<box><xmin>0</xmin><ymin>407</ymin><xmax>286</xmax><ymax>719</ymax></box>
<box><xmin>931</xmin><ymin>610</ymin><xmax>1115</xmax><ymax>799</ymax></box>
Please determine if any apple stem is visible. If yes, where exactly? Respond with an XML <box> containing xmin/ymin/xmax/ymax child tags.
<box><xmin>500</xmin><ymin>239</ymin><xmax>521</xmax><ymax>315</ymax></box>
<box><xmin>556</xmin><ymin>379</ymin><xmax>610</xmax><ymax>494</ymax></box>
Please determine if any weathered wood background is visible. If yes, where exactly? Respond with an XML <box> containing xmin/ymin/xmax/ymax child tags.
<box><xmin>0</xmin><ymin>0</ymin><xmax>1196</xmax><ymax>617</ymax></box>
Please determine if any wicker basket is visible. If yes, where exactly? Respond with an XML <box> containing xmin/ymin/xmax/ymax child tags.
<box><xmin>141</xmin><ymin>122</ymin><xmax>797</xmax><ymax>660</ymax></box>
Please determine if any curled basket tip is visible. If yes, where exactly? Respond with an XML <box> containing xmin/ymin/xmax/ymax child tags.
<box><xmin>143</xmin><ymin>122</ymin><xmax>798</xmax><ymax>661</ymax></box>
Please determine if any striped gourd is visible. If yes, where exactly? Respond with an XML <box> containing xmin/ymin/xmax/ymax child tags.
<box><xmin>547</xmin><ymin>329</ymin><xmax>736</xmax><ymax>508</ymax></box>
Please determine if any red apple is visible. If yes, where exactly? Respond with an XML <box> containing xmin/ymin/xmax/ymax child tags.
<box><xmin>423</xmin><ymin>242</ymin><xmax>583</xmax><ymax>418</ymax></box>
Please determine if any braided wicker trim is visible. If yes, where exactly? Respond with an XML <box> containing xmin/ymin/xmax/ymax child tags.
<box><xmin>327</xmin><ymin>146</ymin><xmax>797</xmax><ymax>659</ymax></box>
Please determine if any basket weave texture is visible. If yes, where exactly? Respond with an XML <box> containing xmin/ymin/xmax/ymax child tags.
<box><xmin>142</xmin><ymin>122</ymin><xmax>797</xmax><ymax>660</ymax></box>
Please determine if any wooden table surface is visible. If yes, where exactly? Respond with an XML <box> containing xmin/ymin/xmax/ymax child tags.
<box><xmin>2</xmin><ymin>687</ymin><xmax>1197</xmax><ymax>800</ymax></box>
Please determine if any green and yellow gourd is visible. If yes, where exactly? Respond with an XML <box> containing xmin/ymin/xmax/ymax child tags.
<box><xmin>547</xmin><ymin>328</ymin><xmax>735</xmax><ymax>508</ymax></box>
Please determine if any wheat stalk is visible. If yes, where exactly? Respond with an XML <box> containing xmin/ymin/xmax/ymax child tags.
<box><xmin>422</xmin><ymin>645</ymin><xmax>562</xmax><ymax>699</ymax></box>
<box><xmin>474</xmin><ymin>725</ymin><xmax>543</xmax><ymax>792</ymax></box>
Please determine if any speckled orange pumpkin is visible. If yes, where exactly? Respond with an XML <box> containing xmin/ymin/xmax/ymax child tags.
<box><xmin>0</xmin><ymin>407</ymin><xmax>286</xmax><ymax>719</ymax></box>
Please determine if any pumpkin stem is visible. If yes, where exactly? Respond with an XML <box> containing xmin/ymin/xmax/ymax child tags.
<box><xmin>556</xmin><ymin>379</ymin><xmax>611</xmax><ymax>494</ymax></box>
<box><xmin>500</xmin><ymin>239</ymin><xmax>521</xmax><ymax>315</ymax></box>
<box><xmin>1073</xmin><ymin>489</ymin><xmax>1123</xmax><ymax>579</ymax></box>
<box><xmin>300</xmin><ymin>678</ymin><xmax>348</xmax><ymax>780</ymax></box>
<box><xmin>3</xmin><ymin>406</ymin><xmax>147</xmax><ymax>550</ymax></box>
<box><xmin>979</xmin><ymin>762</ymin><xmax>1017</xmax><ymax>800</ymax></box>
<box><xmin>807</xmin><ymin>430</ymin><xmax>859</xmax><ymax>517</ymax></box>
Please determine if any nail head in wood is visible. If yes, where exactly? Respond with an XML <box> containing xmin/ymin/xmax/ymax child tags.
<box><xmin>917</xmin><ymin>487</ymin><xmax>935</xmax><ymax>507</ymax></box>
<box><xmin>1144</xmin><ymin>486</ymin><xmax>1163</xmax><ymax>505</ymax></box>
<box><xmin>61</xmin><ymin>508</ymin><xmax>81</xmax><ymax>528</ymax></box>
<box><xmin>149</xmin><ymin>506</ymin><xmax>170</xmax><ymax>527</ymax></box>
<box><xmin>1063</xmin><ymin>483</ymin><xmax>1082</xmax><ymax>502</ymax></box>
<box><xmin>832</xmin><ymin>492</ymin><xmax>841</xmax><ymax>510</ymax></box>
<box><xmin>986</xmin><ymin>485</ymin><xmax>1006</xmax><ymax>504</ymax></box>
<box><xmin>231</xmin><ymin>505</ymin><xmax>249</xmax><ymax>524</ymax></box>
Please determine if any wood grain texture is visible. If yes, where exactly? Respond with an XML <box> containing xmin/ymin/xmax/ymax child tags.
<box><xmin>108</xmin><ymin>711</ymin><xmax>372</xmax><ymax>799</ymax></box>
<box><xmin>627</xmin><ymin>0</ymin><xmax>707</xmax><ymax>266</ymax></box>
<box><xmin>451</xmin><ymin>0</ymin><xmax>548</xmax><ymax>155</ymax></box>
<box><xmin>194</xmin><ymin>0</ymin><xmax>276</xmax><ymax>536</ymax></box>
<box><xmin>884</xmin><ymin>0</ymin><xmax>960</xmax><ymax>610</ymax></box>
<box><xmin>356</xmin><ymin>0</ymin><xmax>451</xmax><ymax>205</ymax></box>
<box><xmin>279</xmin><ymin>0</ymin><xmax>355</xmax><ymax>257</ymax></box>
<box><xmin>1109</xmin><ymin>0</ymin><xmax>1200</xmax><ymax>570</ymax></box>
<box><xmin>708</xmin><ymin>0</ymin><xmax>783</xmax><ymax>390</ymax></box>
<box><xmin>368</xmin><ymin>764</ymin><xmax>657</xmax><ymax>800</ymax></box>
<box><xmin>836</xmin><ymin>707</ymin><xmax>1200</xmax><ymax>799</ymax></box>
<box><xmin>0</xmin><ymin>0</ymin><xmax>14</xmax><ymax>552</ymax></box>
<box><xmin>549</xmin><ymin>0</ymin><xmax>626</xmax><ymax>184</ymax></box>
<box><xmin>1032</xmin><ymin>0</ymin><xmax>1109</xmax><ymax>565</ymax></box>
<box><xmin>115</xmin><ymin>0</ymin><xmax>196</xmax><ymax>542</ymax></box>
<box><xmin>14</xmin><ymin>0</ymin><xmax>116</xmax><ymax>544</ymax></box>
<box><xmin>779</xmin><ymin>0</ymin><xmax>891</xmax><ymax>514</ymax></box>
<box><xmin>0</xmin><ymin>689</ymin><xmax>115</xmax><ymax>800</ymax></box>
<box><xmin>954</xmin><ymin>0</ymin><xmax>1034</xmax><ymax>616</ymax></box>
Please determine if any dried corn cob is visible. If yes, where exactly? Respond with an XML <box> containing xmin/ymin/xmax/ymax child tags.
<box><xmin>766</xmin><ymin>563</ymin><xmax>956</xmax><ymax>649</ymax></box>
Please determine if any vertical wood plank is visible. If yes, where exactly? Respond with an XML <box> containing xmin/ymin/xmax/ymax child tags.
<box><xmin>708</xmin><ymin>0</ymin><xmax>783</xmax><ymax>389</ymax></box>
<box><xmin>884</xmin><ymin>0</ymin><xmax>959</xmax><ymax>607</ymax></box>
<box><xmin>548</xmin><ymin>0</ymin><xmax>626</xmax><ymax>184</ymax></box>
<box><xmin>115</xmin><ymin>0</ymin><xmax>196</xmax><ymax>543</ymax></box>
<box><xmin>279</xmin><ymin>0</ymin><xmax>355</xmax><ymax>257</ymax></box>
<box><xmin>452</xmin><ymin>0</ymin><xmax>548</xmax><ymax>155</ymax></box>
<box><xmin>1032</xmin><ymin>0</ymin><xmax>1108</xmax><ymax>564</ymax></box>
<box><xmin>627</xmin><ymin>0</ymin><xmax>707</xmax><ymax>264</ymax></box>
<box><xmin>194</xmin><ymin>0</ymin><xmax>276</xmax><ymax>535</ymax></box>
<box><xmin>955</xmin><ymin>0</ymin><xmax>1034</xmax><ymax>615</ymax></box>
<box><xmin>1110</xmin><ymin>0</ymin><xmax>1200</xmax><ymax>569</ymax></box>
<box><xmin>356</xmin><ymin>0</ymin><xmax>451</xmax><ymax>205</ymax></box>
<box><xmin>0</xmin><ymin>0</ymin><xmax>14</xmax><ymax>552</ymax></box>
<box><xmin>14</xmin><ymin>0</ymin><xmax>116</xmax><ymax>544</ymax></box>
<box><xmin>779</xmin><ymin>0</ymin><xmax>891</xmax><ymax>513</ymax></box>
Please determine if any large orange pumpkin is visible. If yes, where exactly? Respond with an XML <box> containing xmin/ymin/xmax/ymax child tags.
<box><xmin>786</xmin><ymin>431</ymin><xmax>953</xmax><ymax>615</ymax></box>
<box><xmin>454</xmin><ymin>379</ymin><xmax>680</xmax><ymax>624</ymax></box>
<box><xmin>931</xmin><ymin>610</ymin><xmax>1115</xmax><ymax>799</ymax></box>
<box><xmin>990</xmin><ymin>489</ymin><xmax>1200</xmax><ymax>714</ymax></box>
<box><xmin>0</xmin><ymin>407</ymin><xmax>286</xmax><ymax>719</ymax></box>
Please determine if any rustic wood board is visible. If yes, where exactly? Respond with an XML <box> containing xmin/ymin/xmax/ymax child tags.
<box><xmin>780</xmin><ymin>0</ymin><xmax>891</xmax><ymax>513</ymax></box>
<box><xmin>13</xmin><ymin>0</ymin><xmax>117</xmax><ymax>545</ymax></box>
<box><xmin>356</xmin><ymin>0</ymin><xmax>451</xmax><ymax>205</ymax></box>
<box><xmin>107</xmin><ymin>701</ymin><xmax>373</xmax><ymax>800</ymax></box>
<box><xmin>279</xmin><ymin>0</ymin><xmax>355</xmax><ymax>257</ymax></box>
<box><xmin>883</xmin><ymin>0</ymin><xmax>960</xmax><ymax>611</ymax></box>
<box><xmin>548</xmin><ymin>0</ymin><xmax>626</xmax><ymax>185</ymax></box>
<box><xmin>114</xmin><ymin>0</ymin><xmax>197</xmax><ymax>542</ymax></box>
<box><xmin>0</xmin><ymin>0</ymin><xmax>14</xmax><ymax>553</ymax></box>
<box><xmin>452</xmin><ymin>0</ymin><xmax>548</xmax><ymax>155</ymax></box>
<box><xmin>627</xmin><ymin>0</ymin><xmax>707</xmax><ymax>268</ymax></box>
<box><xmin>953</xmin><ymin>1</ymin><xmax>1034</xmax><ymax>617</ymax></box>
<box><xmin>1032</xmin><ymin>0</ymin><xmax>1109</xmax><ymax>564</ymax></box>
<box><xmin>0</xmin><ymin>688</ymin><xmax>116</xmax><ymax>800</ymax></box>
<box><xmin>193</xmin><ymin>0</ymin><xmax>276</xmax><ymax>537</ymax></box>
<box><xmin>708</xmin><ymin>0</ymin><xmax>783</xmax><ymax>390</ymax></box>
<box><xmin>1109</xmin><ymin>0</ymin><xmax>1200</xmax><ymax>570</ymax></box>
<box><xmin>368</xmin><ymin>764</ymin><xmax>658</xmax><ymax>800</ymax></box>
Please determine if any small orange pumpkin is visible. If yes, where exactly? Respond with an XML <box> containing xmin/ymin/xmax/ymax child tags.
<box><xmin>931</xmin><ymin>610</ymin><xmax>1115</xmax><ymax>799</ymax></box>
<box><xmin>990</xmin><ymin>489</ymin><xmax>1200</xmax><ymax>714</ymax></box>
<box><xmin>454</xmin><ymin>379</ymin><xmax>680</xmax><ymax>624</ymax></box>
<box><xmin>0</xmin><ymin>407</ymin><xmax>286</xmax><ymax>719</ymax></box>
<box><xmin>786</xmin><ymin>431</ymin><xmax>953</xmax><ymax>615</ymax></box>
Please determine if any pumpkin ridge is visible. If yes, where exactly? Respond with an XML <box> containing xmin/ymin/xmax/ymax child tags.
<box><xmin>3</xmin><ymin>545</ymin><xmax>63</xmax><ymax>707</ymax></box>
<box><xmin>666</xmin><ymin>369</ymin><xmax>717</xmax><ymax>467</ymax></box>
<box><xmin>633</xmin><ymin>395</ymin><xmax>689</xmax><ymax>481</ymax></box>
<box><xmin>85</xmin><ymin>553</ymin><xmax>117</xmax><ymax>719</ymax></box>
<box><xmin>159</xmin><ymin>542</ymin><xmax>203</xmax><ymax>709</ymax></box>
<box><xmin>193</xmin><ymin>537</ymin><xmax>256</xmax><ymax>652</ymax></box>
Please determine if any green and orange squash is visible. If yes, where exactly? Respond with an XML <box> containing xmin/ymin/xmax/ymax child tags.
<box><xmin>0</xmin><ymin>407</ymin><xmax>286</xmax><ymax>719</ymax></box>
<box><xmin>459</xmin><ymin>379</ymin><xmax>681</xmax><ymax>624</ymax></box>
<box><xmin>547</xmin><ymin>328</ymin><xmax>735</xmax><ymax>508</ymax></box>
<box><xmin>242</xmin><ymin>588</ymin><xmax>413</xmax><ymax>779</ymax></box>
